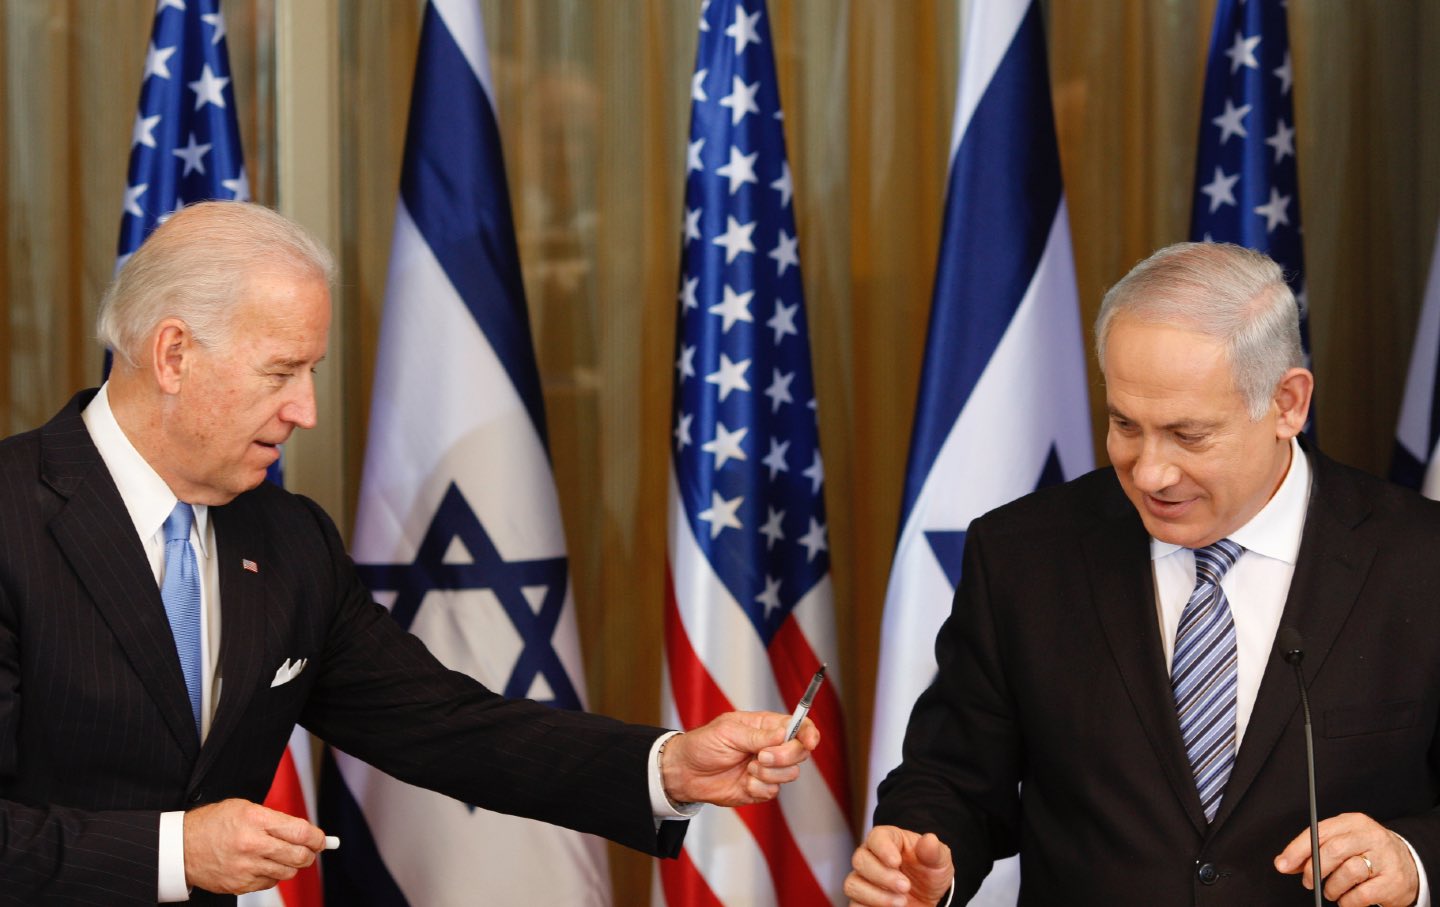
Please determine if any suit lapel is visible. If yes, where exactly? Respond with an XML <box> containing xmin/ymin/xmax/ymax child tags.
<box><xmin>41</xmin><ymin>393</ymin><xmax>202</xmax><ymax>760</ymax></box>
<box><xmin>193</xmin><ymin>503</ymin><xmax>270</xmax><ymax>783</ymax></box>
<box><xmin>1212</xmin><ymin>452</ymin><xmax>1375</xmax><ymax>829</ymax></box>
<box><xmin>1082</xmin><ymin>497</ymin><xmax>1211</xmax><ymax>835</ymax></box>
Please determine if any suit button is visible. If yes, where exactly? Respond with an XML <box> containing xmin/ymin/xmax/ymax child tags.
<box><xmin>1197</xmin><ymin>862</ymin><xmax>1219</xmax><ymax>885</ymax></box>
<box><xmin>188</xmin><ymin>790</ymin><xmax>203</xmax><ymax>805</ymax></box>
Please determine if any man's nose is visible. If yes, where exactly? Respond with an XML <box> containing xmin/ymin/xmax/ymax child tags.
<box><xmin>1132</xmin><ymin>441</ymin><xmax>1180</xmax><ymax>493</ymax></box>
<box><xmin>281</xmin><ymin>373</ymin><xmax>318</xmax><ymax>429</ymax></box>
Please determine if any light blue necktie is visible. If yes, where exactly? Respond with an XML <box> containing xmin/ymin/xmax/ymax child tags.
<box><xmin>161</xmin><ymin>501</ymin><xmax>203</xmax><ymax>734</ymax></box>
<box><xmin>1171</xmin><ymin>538</ymin><xmax>1243</xmax><ymax>823</ymax></box>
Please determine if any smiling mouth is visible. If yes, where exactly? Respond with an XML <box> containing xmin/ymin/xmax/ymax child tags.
<box><xmin>1144</xmin><ymin>495</ymin><xmax>1194</xmax><ymax>517</ymax></box>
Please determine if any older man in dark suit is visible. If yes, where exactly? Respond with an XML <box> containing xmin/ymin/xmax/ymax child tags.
<box><xmin>0</xmin><ymin>202</ymin><xmax>818</xmax><ymax>905</ymax></box>
<box><xmin>845</xmin><ymin>242</ymin><xmax>1440</xmax><ymax>907</ymax></box>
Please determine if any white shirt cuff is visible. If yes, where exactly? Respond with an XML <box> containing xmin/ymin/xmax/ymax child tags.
<box><xmin>649</xmin><ymin>731</ymin><xmax>703</xmax><ymax>820</ymax></box>
<box><xmin>158</xmin><ymin>810</ymin><xmax>189</xmax><ymax>902</ymax></box>
<box><xmin>1401</xmin><ymin>834</ymin><xmax>1430</xmax><ymax>907</ymax></box>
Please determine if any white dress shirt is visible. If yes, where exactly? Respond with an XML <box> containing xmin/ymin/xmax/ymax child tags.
<box><xmin>82</xmin><ymin>384</ymin><xmax>690</xmax><ymax>901</ymax></box>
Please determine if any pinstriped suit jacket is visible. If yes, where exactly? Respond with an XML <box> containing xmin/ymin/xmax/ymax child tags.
<box><xmin>0</xmin><ymin>392</ymin><xmax>683</xmax><ymax>905</ymax></box>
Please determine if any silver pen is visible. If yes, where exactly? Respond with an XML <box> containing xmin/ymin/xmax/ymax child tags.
<box><xmin>783</xmin><ymin>663</ymin><xmax>827</xmax><ymax>741</ymax></box>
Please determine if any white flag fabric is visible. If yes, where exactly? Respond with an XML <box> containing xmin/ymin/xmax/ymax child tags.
<box><xmin>1393</xmin><ymin>225</ymin><xmax>1440</xmax><ymax>499</ymax></box>
<box><xmin>865</xmin><ymin>2</ymin><xmax>1092</xmax><ymax>903</ymax></box>
<box><xmin>319</xmin><ymin>1</ymin><xmax>610</xmax><ymax>904</ymax></box>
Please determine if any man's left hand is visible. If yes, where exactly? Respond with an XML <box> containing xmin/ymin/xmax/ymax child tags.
<box><xmin>1274</xmin><ymin>812</ymin><xmax>1419</xmax><ymax>907</ymax></box>
<box><xmin>661</xmin><ymin>711</ymin><xmax>819</xmax><ymax>806</ymax></box>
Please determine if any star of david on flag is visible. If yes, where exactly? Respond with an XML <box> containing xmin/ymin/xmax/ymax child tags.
<box><xmin>865</xmin><ymin>3</ymin><xmax>1092</xmax><ymax>904</ymax></box>
<box><xmin>354</xmin><ymin>482</ymin><xmax>579</xmax><ymax>709</ymax></box>
<box><xmin>320</xmin><ymin>1</ymin><xmax>609</xmax><ymax>904</ymax></box>
<box><xmin>657</xmin><ymin>1</ymin><xmax>852</xmax><ymax>904</ymax></box>
<box><xmin>1190</xmin><ymin>0</ymin><xmax>1312</xmax><ymax>423</ymax></box>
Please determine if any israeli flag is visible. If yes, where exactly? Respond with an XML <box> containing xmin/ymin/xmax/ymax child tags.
<box><xmin>864</xmin><ymin>2</ymin><xmax>1092</xmax><ymax>903</ymax></box>
<box><xmin>320</xmin><ymin>1</ymin><xmax>610</xmax><ymax>904</ymax></box>
<box><xmin>1393</xmin><ymin>225</ymin><xmax>1440</xmax><ymax>498</ymax></box>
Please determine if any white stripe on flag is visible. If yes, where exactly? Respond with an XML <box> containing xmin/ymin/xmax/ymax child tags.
<box><xmin>352</xmin><ymin>205</ymin><xmax>572</xmax><ymax>591</ymax></box>
<box><xmin>867</xmin><ymin>202</ymin><xmax>1091</xmax><ymax>812</ymax></box>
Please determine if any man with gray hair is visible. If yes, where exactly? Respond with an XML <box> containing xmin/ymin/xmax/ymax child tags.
<box><xmin>0</xmin><ymin>201</ymin><xmax>820</xmax><ymax>905</ymax></box>
<box><xmin>846</xmin><ymin>242</ymin><xmax>1440</xmax><ymax>906</ymax></box>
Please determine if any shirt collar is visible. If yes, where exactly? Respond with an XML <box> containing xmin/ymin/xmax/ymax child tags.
<box><xmin>1151</xmin><ymin>436</ymin><xmax>1310</xmax><ymax>564</ymax></box>
<box><xmin>81</xmin><ymin>382</ymin><xmax>210</xmax><ymax>554</ymax></box>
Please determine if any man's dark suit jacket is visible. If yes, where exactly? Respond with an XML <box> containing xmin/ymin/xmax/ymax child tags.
<box><xmin>0</xmin><ymin>392</ymin><xmax>684</xmax><ymax>905</ymax></box>
<box><xmin>874</xmin><ymin>443</ymin><xmax>1440</xmax><ymax>905</ymax></box>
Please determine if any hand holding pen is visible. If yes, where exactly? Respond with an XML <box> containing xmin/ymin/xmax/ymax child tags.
<box><xmin>657</xmin><ymin>692</ymin><xmax>823</xmax><ymax>807</ymax></box>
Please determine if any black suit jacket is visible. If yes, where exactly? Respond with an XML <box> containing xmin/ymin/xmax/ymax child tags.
<box><xmin>874</xmin><ymin>444</ymin><xmax>1440</xmax><ymax>905</ymax></box>
<box><xmin>0</xmin><ymin>392</ymin><xmax>683</xmax><ymax>905</ymax></box>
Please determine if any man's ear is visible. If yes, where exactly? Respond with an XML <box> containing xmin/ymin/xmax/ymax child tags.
<box><xmin>1272</xmin><ymin>367</ymin><xmax>1314</xmax><ymax>440</ymax></box>
<box><xmin>151</xmin><ymin>319</ymin><xmax>191</xmax><ymax>395</ymax></box>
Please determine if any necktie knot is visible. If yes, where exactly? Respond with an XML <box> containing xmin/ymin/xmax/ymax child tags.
<box><xmin>1192</xmin><ymin>538</ymin><xmax>1242</xmax><ymax>588</ymax></box>
<box><xmin>165</xmin><ymin>502</ymin><xmax>195</xmax><ymax>544</ymax></box>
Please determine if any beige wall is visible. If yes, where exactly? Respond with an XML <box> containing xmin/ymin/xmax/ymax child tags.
<box><xmin>2</xmin><ymin>2</ymin><xmax>1438</xmax><ymax>902</ymax></box>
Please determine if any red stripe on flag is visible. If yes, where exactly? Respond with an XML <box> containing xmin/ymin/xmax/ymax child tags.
<box><xmin>263</xmin><ymin>744</ymin><xmax>323</xmax><ymax>907</ymax></box>
<box><xmin>769</xmin><ymin>617</ymin><xmax>853</xmax><ymax>814</ymax></box>
<box><xmin>659</xmin><ymin>845</ymin><xmax>726</xmax><ymax>907</ymax></box>
<box><xmin>663</xmin><ymin>572</ymin><xmax>833</xmax><ymax>906</ymax></box>
<box><xmin>664</xmin><ymin>572</ymin><xmax>733</xmax><ymax>722</ymax></box>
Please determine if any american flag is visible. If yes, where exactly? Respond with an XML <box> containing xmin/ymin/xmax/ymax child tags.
<box><xmin>116</xmin><ymin>7</ymin><xmax>315</xmax><ymax>906</ymax></box>
<box><xmin>1190</xmin><ymin>0</ymin><xmax>1310</xmax><ymax>371</ymax></box>
<box><xmin>657</xmin><ymin>1</ymin><xmax>852</xmax><ymax>904</ymax></box>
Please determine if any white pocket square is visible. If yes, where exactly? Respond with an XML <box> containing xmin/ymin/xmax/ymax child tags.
<box><xmin>270</xmin><ymin>657</ymin><xmax>308</xmax><ymax>688</ymax></box>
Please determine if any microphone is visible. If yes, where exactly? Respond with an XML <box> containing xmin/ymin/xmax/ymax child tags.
<box><xmin>1277</xmin><ymin>627</ymin><xmax>1321</xmax><ymax>907</ymax></box>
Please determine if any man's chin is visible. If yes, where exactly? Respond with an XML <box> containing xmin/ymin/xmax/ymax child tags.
<box><xmin>1142</xmin><ymin>518</ymin><xmax>1226</xmax><ymax>550</ymax></box>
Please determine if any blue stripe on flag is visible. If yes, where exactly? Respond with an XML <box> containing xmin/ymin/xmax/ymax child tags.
<box><xmin>898</xmin><ymin>2</ymin><xmax>1062</xmax><ymax>526</ymax></box>
<box><xmin>319</xmin><ymin>750</ymin><xmax>411</xmax><ymax>907</ymax></box>
<box><xmin>399</xmin><ymin>4</ymin><xmax>549</xmax><ymax>445</ymax></box>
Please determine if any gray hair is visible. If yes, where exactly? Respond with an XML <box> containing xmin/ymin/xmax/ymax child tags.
<box><xmin>97</xmin><ymin>201</ymin><xmax>335</xmax><ymax>368</ymax></box>
<box><xmin>1094</xmin><ymin>242</ymin><xmax>1304</xmax><ymax>420</ymax></box>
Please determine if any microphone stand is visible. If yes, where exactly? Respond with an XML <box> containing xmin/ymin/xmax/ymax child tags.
<box><xmin>1279</xmin><ymin>627</ymin><xmax>1322</xmax><ymax>907</ymax></box>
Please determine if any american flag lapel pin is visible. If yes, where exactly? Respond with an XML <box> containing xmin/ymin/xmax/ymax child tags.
<box><xmin>242</xmin><ymin>558</ymin><xmax>259</xmax><ymax>574</ymax></box>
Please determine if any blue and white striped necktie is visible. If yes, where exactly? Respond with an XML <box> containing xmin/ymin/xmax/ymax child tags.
<box><xmin>1171</xmin><ymin>538</ymin><xmax>1243</xmax><ymax>822</ymax></box>
<box><xmin>161</xmin><ymin>501</ymin><xmax>203</xmax><ymax>735</ymax></box>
